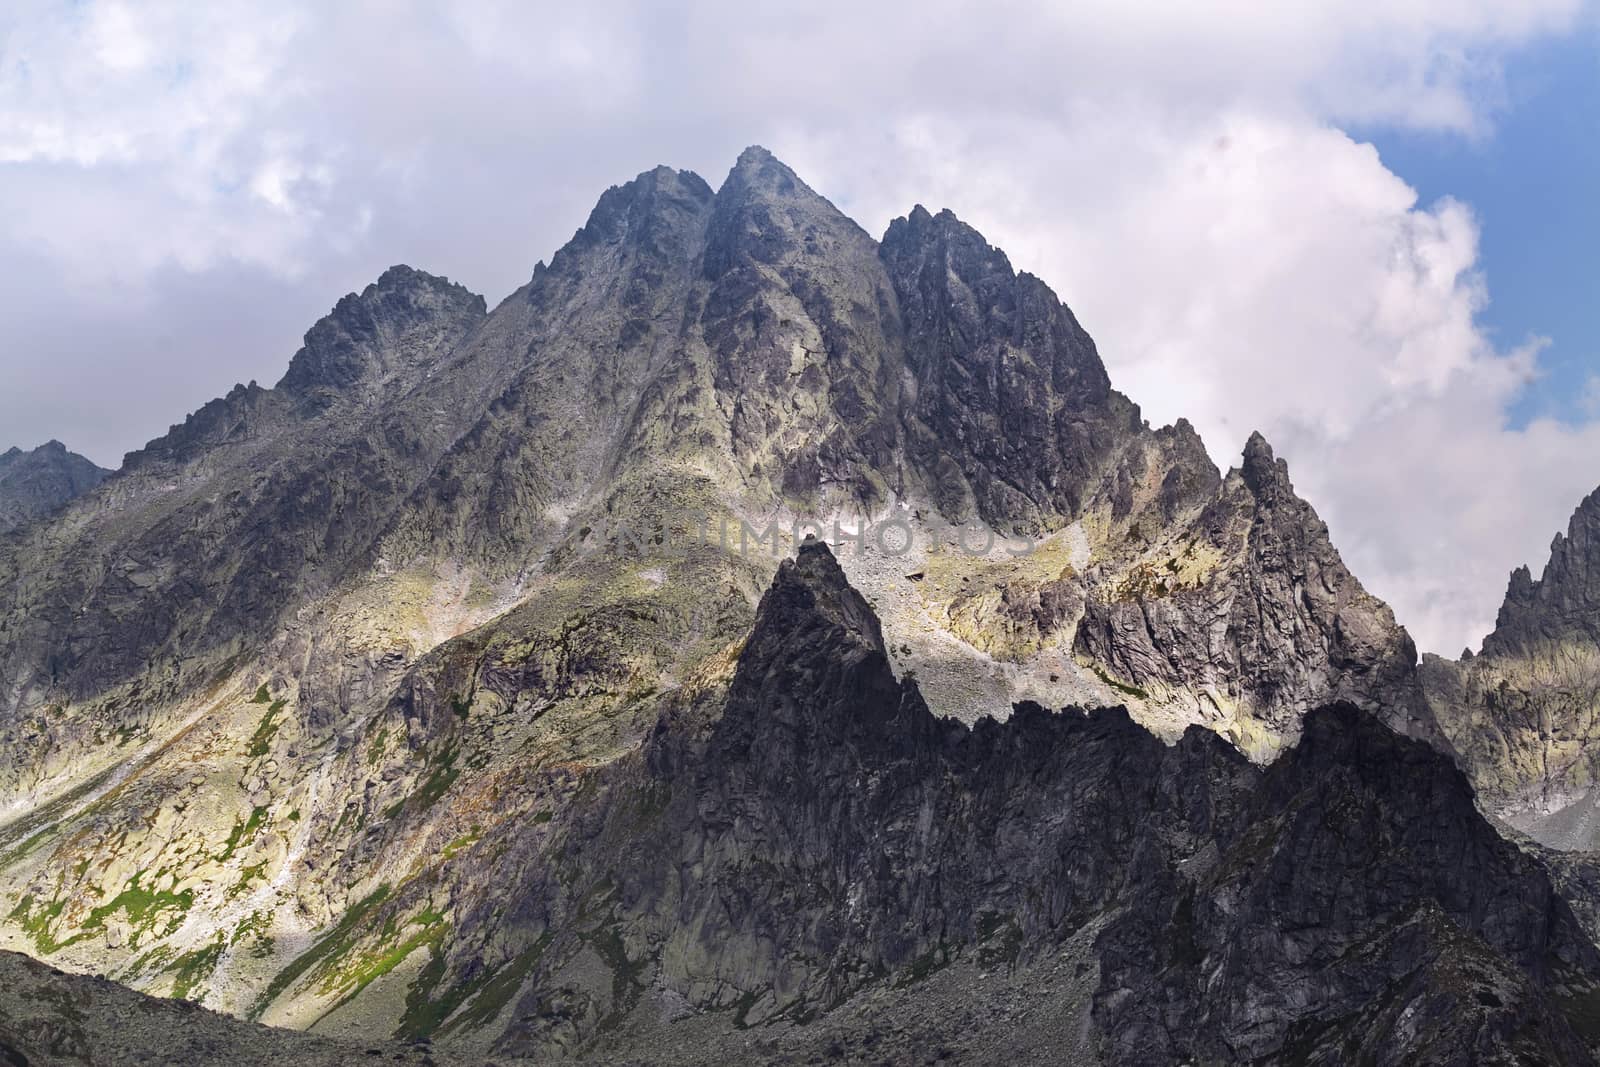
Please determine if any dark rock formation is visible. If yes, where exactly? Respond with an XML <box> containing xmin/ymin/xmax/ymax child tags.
<box><xmin>367</xmin><ymin>540</ymin><xmax>1597</xmax><ymax>1063</ymax></box>
<box><xmin>0</xmin><ymin>441</ymin><xmax>109</xmax><ymax>533</ymax></box>
<box><xmin>277</xmin><ymin>265</ymin><xmax>487</xmax><ymax>403</ymax></box>
<box><xmin>1485</xmin><ymin>488</ymin><xmax>1600</xmax><ymax>658</ymax></box>
<box><xmin>1100</xmin><ymin>701</ymin><xmax>1599</xmax><ymax>1065</ymax></box>
<box><xmin>1076</xmin><ymin>431</ymin><xmax>1433</xmax><ymax>755</ymax></box>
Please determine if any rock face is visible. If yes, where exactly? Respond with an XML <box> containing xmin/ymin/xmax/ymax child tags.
<box><xmin>1485</xmin><ymin>488</ymin><xmax>1600</xmax><ymax>658</ymax></box>
<box><xmin>1425</xmin><ymin>485</ymin><xmax>1600</xmax><ymax>846</ymax></box>
<box><xmin>0</xmin><ymin>441</ymin><xmax>109</xmax><ymax>533</ymax></box>
<box><xmin>1074</xmin><ymin>432</ymin><xmax>1432</xmax><ymax>758</ymax></box>
<box><xmin>7</xmin><ymin>540</ymin><xmax>1591</xmax><ymax>1065</ymax></box>
<box><xmin>1099</xmin><ymin>701</ymin><xmax>1599</xmax><ymax>1065</ymax></box>
<box><xmin>462</xmin><ymin>541</ymin><xmax>1596</xmax><ymax>1063</ymax></box>
<box><xmin>0</xmin><ymin>148</ymin><xmax>1455</xmax><ymax>1056</ymax></box>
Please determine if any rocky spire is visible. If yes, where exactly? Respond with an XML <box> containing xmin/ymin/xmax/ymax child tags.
<box><xmin>1482</xmin><ymin>486</ymin><xmax>1600</xmax><ymax>657</ymax></box>
<box><xmin>276</xmin><ymin>265</ymin><xmax>487</xmax><ymax>399</ymax></box>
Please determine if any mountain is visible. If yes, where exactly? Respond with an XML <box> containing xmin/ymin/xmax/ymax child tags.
<box><xmin>1425</xmin><ymin>485</ymin><xmax>1600</xmax><ymax>848</ymax></box>
<box><xmin>6</xmin><ymin>539</ymin><xmax>1597</xmax><ymax>1064</ymax></box>
<box><xmin>0</xmin><ymin>149</ymin><xmax>1459</xmax><ymax>1057</ymax></box>
<box><xmin>442</xmin><ymin>538</ymin><xmax>1597</xmax><ymax>1064</ymax></box>
<box><xmin>0</xmin><ymin>441</ymin><xmax>109</xmax><ymax>534</ymax></box>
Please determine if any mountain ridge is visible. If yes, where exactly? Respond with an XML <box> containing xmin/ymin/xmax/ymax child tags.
<box><xmin>7</xmin><ymin>538</ymin><xmax>1585</xmax><ymax>1064</ymax></box>
<box><xmin>1425</xmin><ymin>480</ymin><xmax>1600</xmax><ymax>848</ymax></box>
<box><xmin>0</xmin><ymin>148</ymin><xmax>1478</xmax><ymax>1059</ymax></box>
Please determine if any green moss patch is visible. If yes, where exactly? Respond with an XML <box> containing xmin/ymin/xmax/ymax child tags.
<box><xmin>246</xmin><ymin>700</ymin><xmax>286</xmax><ymax>758</ymax></box>
<box><xmin>1092</xmin><ymin>665</ymin><xmax>1150</xmax><ymax>701</ymax></box>
<box><xmin>249</xmin><ymin>884</ymin><xmax>392</xmax><ymax>1021</ymax></box>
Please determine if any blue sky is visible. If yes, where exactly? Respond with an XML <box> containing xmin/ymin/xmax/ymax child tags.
<box><xmin>1363</xmin><ymin>27</ymin><xmax>1600</xmax><ymax>427</ymax></box>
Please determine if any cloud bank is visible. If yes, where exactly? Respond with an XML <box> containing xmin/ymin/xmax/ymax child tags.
<box><xmin>2</xmin><ymin>0</ymin><xmax>1597</xmax><ymax>654</ymax></box>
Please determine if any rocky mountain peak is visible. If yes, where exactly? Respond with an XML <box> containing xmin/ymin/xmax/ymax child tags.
<box><xmin>276</xmin><ymin>265</ymin><xmax>486</xmax><ymax>398</ymax></box>
<box><xmin>881</xmin><ymin>202</ymin><xmax>1013</xmax><ymax>268</ymax></box>
<box><xmin>1239</xmin><ymin>429</ymin><xmax>1291</xmax><ymax>498</ymax></box>
<box><xmin>562</xmin><ymin>165</ymin><xmax>714</xmax><ymax>262</ymax></box>
<box><xmin>728</xmin><ymin>143</ymin><xmax>801</xmax><ymax>190</ymax></box>
<box><xmin>1482</xmin><ymin>484</ymin><xmax>1600</xmax><ymax>657</ymax></box>
<box><xmin>714</xmin><ymin>537</ymin><xmax>927</xmax><ymax>749</ymax></box>
<box><xmin>1423</xmin><ymin>482</ymin><xmax>1600</xmax><ymax>834</ymax></box>
<box><xmin>746</xmin><ymin>536</ymin><xmax>889</xmax><ymax>661</ymax></box>
<box><xmin>0</xmin><ymin>439</ymin><xmax>111</xmax><ymax>533</ymax></box>
<box><xmin>702</xmin><ymin>145</ymin><xmax>871</xmax><ymax>281</ymax></box>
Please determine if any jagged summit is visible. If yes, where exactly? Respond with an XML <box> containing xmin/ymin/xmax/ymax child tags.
<box><xmin>562</xmin><ymin>164</ymin><xmax>714</xmax><ymax>261</ymax></box>
<box><xmin>1483</xmin><ymin>484</ymin><xmax>1600</xmax><ymax>656</ymax></box>
<box><xmin>0</xmin><ymin>438</ymin><xmax>110</xmax><ymax>533</ymax></box>
<box><xmin>1238</xmin><ymin>428</ymin><xmax>1292</xmax><ymax>495</ymax></box>
<box><xmin>751</xmin><ymin>535</ymin><xmax>889</xmax><ymax>658</ymax></box>
<box><xmin>1423</xmin><ymin>481</ymin><xmax>1600</xmax><ymax>836</ymax></box>
<box><xmin>276</xmin><ymin>264</ymin><xmax>486</xmax><ymax>397</ymax></box>
<box><xmin>722</xmin><ymin>144</ymin><xmax>817</xmax><ymax>198</ymax></box>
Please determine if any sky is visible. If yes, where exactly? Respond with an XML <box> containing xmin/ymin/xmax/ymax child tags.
<box><xmin>1</xmin><ymin>0</ymin><xmax>1598</xmax><ymax>656</ymax></box>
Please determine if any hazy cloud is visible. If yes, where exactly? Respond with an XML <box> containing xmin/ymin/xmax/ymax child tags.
<box><xmin>1</xmin><ymin>0</ymin><xmax>1596</xmax><ymax>654</ymax></box>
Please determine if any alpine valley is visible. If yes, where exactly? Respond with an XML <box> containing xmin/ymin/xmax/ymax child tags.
<box><xmin>4</xmin><ymin>148</ymin><xmax>1600</xmax><ymax>1066</ymax></box>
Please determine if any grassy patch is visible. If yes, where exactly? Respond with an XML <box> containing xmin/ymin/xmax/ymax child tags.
<box><xmin>216</xmin><ymin>806</ymin><xmax>269</xmax><ymax>863</ymax></box>
<box><xmin>246</xmin><ymin>700</ymin><xmax>286</xmax><ymax>759</ymax></box>
<box><xmin>11</xmin><ymin>871</ymin><xmax>198</xmax><ymax>954</ymax></box>
<box><xmin>167</xmin><ymin>937</ymin><xmax>226</xmax><ymax>1000</ymax></box>
<box><xmin>249</xmin><ymin>884</ymin><xmax>392</xmax><ymax>1020</ymax></box>
<box><xmin>440</xmin><ymin>831</ymin><xmax>481</xmax><ymax>861</ymax></box>
<box><xmin>232</xmin><ymin>910</ymin><xmax>276</xmax><ymax>958</ymax></box>
<box><xmin>400</xmin><ymin>934</ymin><xmax>552</xmax><ymax>1042</ymax></box>
<box><xmin>9</xmin><ymin>893</ymin><xmax>68</xmax><ymax>953</ymax></box>
<box><xmin>1092</xmin><ymin>665</ymin><xmax>1149</xmax><ymax>701</ymax></box>
<box><xmin>228</xmin><ymin>861</ymin><xmax>268</xmax><ymax>900</ymax></box>
<box><xmin>586</xmin><ymin>922</ymin><xmax>648</xmax><ymax>1032</ymax></box>
<box><xmin>413</xmin><ymin>747</ymin><xmax>460</xmax><ymax>812</ymax></box>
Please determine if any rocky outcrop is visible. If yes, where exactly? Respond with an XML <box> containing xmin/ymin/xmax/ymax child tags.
<box><xmin>1485</xmin><ymin>488</ymin><xmax>1600</xmax><ymax>658</ymax></box>
<box><xmin>1425</xmin><ymin>484</ymin><xmax>1600</xmax><ymax>843</ymax></box>
<box><xmin>1099</xmin><ymin>701</ymin><xmax>1598</xmax><ymax>1065</ymax></box>
<box><xmin>0</xmin><ymin>948</ymin><xmax>476</xmax><ymax>1066</ymax></box>
<box><xmin>1075</xmin><ymin>432</ymin><xmax>1432</xmax><ymax>758</ymax></box>
<box><xmin>276</xmin><ymin>539</ymin><xmax>1595</xmax><ymax>1064</ymax></box>
<box><xmin>277</xmin><ymin>265</ymin><xmax>488</xmax><ymax>405</ymax></box>
<box><xmin>886</xmin><ymin>205</ymin><xmax>1135</xmax><ymax>529</ymax></box>
<box><xmin>0</xmin><ymin>441</ymin><xmax>109</xmax><ymax>533</ymax></box>
<box><xmin>1</xmin><ymin>535</ymin><xmax>1592</xmax><ymax>1063</ymax></box>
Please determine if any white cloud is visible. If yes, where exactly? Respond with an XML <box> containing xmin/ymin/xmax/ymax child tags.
<box><xmin>0</xmin><ymin>0</ymin><xmax>1596</xmax><ymax>654</ymax></box>
<box><xmin>1584</xmin><ymin>375</ymin><xmax>1600</xmax><ymax>418</ymax></box>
